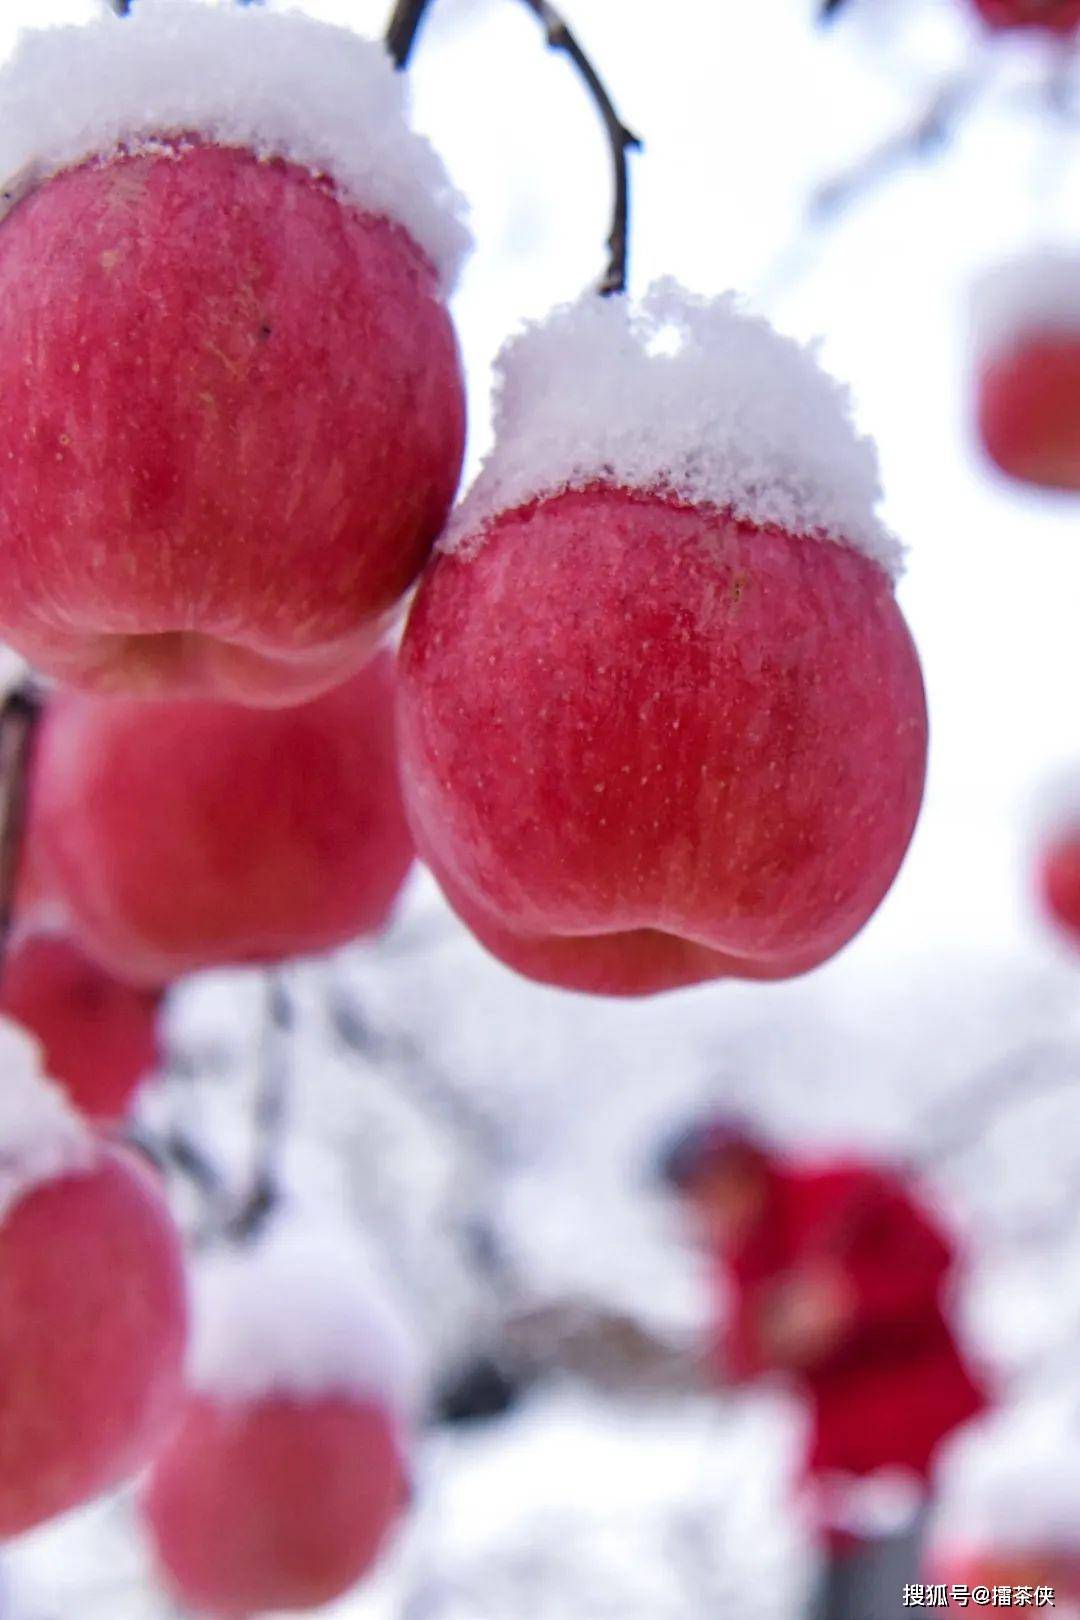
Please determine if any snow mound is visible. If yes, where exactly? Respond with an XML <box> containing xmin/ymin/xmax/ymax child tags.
<box><xmin>441</xmin><ymin>280</ymin><xmax>903</xmax><ymax>578</ymax></box>
<box><xmin>936</xmin><ymin>1414</ymin><xmax>1080</xmax><ymax>1555</ymax></box>
<box><xmin>190</xmin><ymin>1224</ymin><xmax>422</xmax><ymax>1418</ymax></box>
<box><xmin>0</xmin><ymin>1016</ymin><xmax>95</xmax><ymax>1225</ymax></box>
<box><xmin>972</xmin><ymin>253</ymin><xmax>1080</xmax><ymax>358</ymax></box>
<box><xmin>0</xmin><ymin>0</ymin><xmax>470</xmax><ymax>293</ymax></box>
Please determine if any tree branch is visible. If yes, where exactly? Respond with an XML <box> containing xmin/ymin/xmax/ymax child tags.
<box><xmin>819</xmin><ymin>0</ymin><xmax>850</xmax><ymax>20</ymax></box>
<box><xmin>385</xmin><ymin>0</ymin><xmax>640</xmax><ymax>295</ymax></box>
<box><xmin>0</xmin><ymin>683</ymin><xmax>42</xmax><ymax>981</ymax></box>
<box><xmin>228</xmin><ymin>969</ymin><xmax>292</xmax><ymax>1242</ymax></box>
<box><xmin>517</xmin><ymin>0</ymin><xmax>640</xmax><ymax>296</ymax></box>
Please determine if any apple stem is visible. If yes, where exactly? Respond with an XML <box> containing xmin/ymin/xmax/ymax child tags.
<box><xmin>0</xmin><ymin>682</ymin><xmax>42</xmax><ymax>984</ymax></box>
<box><xmin>227</xmin><ymin>969</ymin><xmax>292</xmax><ymax>1243</ymax></box>
<box><xmin>385</xmin><ymin>0</ymin><xmax>640</xmax><ymax>296</ymax></box>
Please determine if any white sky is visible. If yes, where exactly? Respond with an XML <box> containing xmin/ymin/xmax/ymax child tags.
<box><xmin>3</xmin><ymin>0</ymin><xmax>1080</xmax><ymax>981</ymax></box>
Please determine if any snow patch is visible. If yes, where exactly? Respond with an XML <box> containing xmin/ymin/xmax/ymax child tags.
<box><xmin>189</xmin><ymin>1224</ymin><xmax>422</xmax><ymax>1418</ymax></box>
<box><xmin>0</xmin><ymin>1016</ymin><xmax>96</xmax><ymax>1225</ymax></box>
<box><xmin>972</xmin><ymin>252</ymin><xmax>1080</xmax><ymax>359</ymax></box>
<box><xmin>441</xmin><ymin>280</ymin><xmax>903</xmax><ymax>578</ymax></box>
<box><xmin>0</xmin><ymin>0</ymin><xmax>470</xmax><ymax>293</ymax></box>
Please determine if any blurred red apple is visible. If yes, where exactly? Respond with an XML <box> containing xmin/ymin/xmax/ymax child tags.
<box><xmin>970</xmin><ymin>0</ymin><xmax>1080</xmax><ymax>31</ymax></box>
<box><xmin>0</xmin><ymin>1069</ymin><xmax>186</xmax><ymax>1536</ymax></box>
<box><xmin>1039</xmin><ymin>825</ymin><xmax>1080</xmax><ymax>945</ymax></box>
<box><xmin>0</xmin><ymin>933</ymin><xmax>161</xmax><ymax>1119</ymax></box>
<box><xmin>979</xmin><ymin>334</ymin><xmax>1080</xmax><ymax>491</ymax></box>
<box><xmin>30</xmin><ymin>653</ymin><xmax>413</xmax><ymax>985</ymax></box>
<box><xmin>398</xmin><ymin>487</ymin><xmax>927</xmax><ymax>997</ymax></box>
<box><xmin>144</xmin><ymin>1392</ymin><xmax>409</xmax><ymax>1617</ymax></box>
<box><xmin>0</xmin><ymin>141</ymin><xmax>464</xmax><ymax>705</ymax></box>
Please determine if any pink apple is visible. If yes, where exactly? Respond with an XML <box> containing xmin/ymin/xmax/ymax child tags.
<box><xmin>970</xmin><ymin>0</ymin><xmax>1080</xmax><ymax>31</ymax></box>
<box><xmin>0</xmin><ymin>933</ymin><xmax>162</xmax><ymax>1120</ymax></box>
<box><xmin>0</xmin><ymin>1061</ymin><xmax>186</xmax><ymax>1537</ymax></box>
<box><xmin>30</xmin><ymin>653</ymin><xmax>413</xmax><ymax>985</ymax></box>
<box><xmin>398</xmin><ymin>487</ymin><xmax>927</xmax><ymax>996</ymax></box>
<box><xmin>1040</xmin><ymin>826</ymin><xmax>1080</xmax><ymax>945</ymax></box>
<box><xmin>978</xmin><ymin>333</ymin><xmax>1080</xmax><ymax>491</ymax></box>
<box><xmin>144</xmin><ymin>1392</ymin><xmax>409</xmax><ymax>1617</ymax></box>
<box><xmin>0</xmin><ymin>140</ymin><xmax>464</xmax><ymax>704</ymax></box>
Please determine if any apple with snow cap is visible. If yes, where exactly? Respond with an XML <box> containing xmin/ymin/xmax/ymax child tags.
<box><xmin>28</xmin><ymin>652</ymin><xmax>413</xmax><ymax>986</ymax></box>
<box><xmin>969</xmin><ymin>0</ymin><xmax>1080</xmax><ymax>32</ymax></box>
<box><xmin>398</xmin><ymin>283</ymin><xmax>927</xmax><ymax>997</ymax></box>
<box><xmin>0</xmin><ymin>1</ymin><xmax>468</xmax><ymax>705</ymax></box>
<box><xmin>0</xmin><ymin>1017</ymin><xmax>186</xmax><ymax>1535</ymax></box>
<box><xmin>143</xmin><ymin>1230</ymin><xmax>417</xmax><ymax>1617</ymax></box>
<box><xmin>0</xmin><ymin>932</ymin><xmax>162</xmax><ymax>1120</ymax></box>
<box><xmin>973</xmin><ymin>254</ymin><xmax>1080</xmax><ymax>491</ymax></box>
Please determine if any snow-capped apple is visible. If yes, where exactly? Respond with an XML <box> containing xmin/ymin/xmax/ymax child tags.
<box><xmin>0</xmin><ymin>1018</ymin><xmax>186</xmax><ymax>1535</ymax></box>
<box><xmin>1039</xmin><ymin>823</ymin><xmax>1080</xmax><ymax>946</ymax></box>
<box><xmin>0</xmin><ymin>932</ymin><xmax>162</xmax><ymax>1119</ymax></box>
<box><xmin>973</xmin><ymin>255</ymin><xmax>1080</xmax><ymax>490</ymax></box>
<box><xmin>969</xmin><ymin>0</ymin><xmax>1080</xmax><ymax>32</ymax></box>
<box><xmin>398</xmin><ymin>284</ymin><xmax>927</xmax><ymax>996</ymax></box>
<box><xmin>0</xmin><ymin>2</ymin><xmax>468</xmax><ymax>705</ymax></box>
<box><xmin>142</xmin><ymin>1229</ymin><xmax>417</xmax><ymax>1617</ymax></box>
<box><xmin>29</xmin><ymin>653</ymin><xmax>413</xmax><ymax>985</ymax></box>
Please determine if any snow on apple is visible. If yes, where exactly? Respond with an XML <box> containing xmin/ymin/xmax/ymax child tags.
<box><xmin>398</xmin><ymin>282</ymin><xmax>927</xmax><ymax>996</ymax></box>
<box><xmin>0</xmin><ymin>0</ymin><xmax>468</xmax><ymax>705</ymax></box>
<box><xmin>0</xmin><ymin>1016</ymin><xmax>186</xmax><ymax>1536</ymax></box>
<box><xmin>0</xmin><ymin>932</ymin><xmax>162</xmax><ymax>1120</ymax></box>
<box><xmin>972</xmin><ymin>253</ymin><xmax>1080</xmax><ymax>492</ymax></box>
<box><xmin>28</xmin><ymin>652</ymin><xmax>414</xmax><ymax>985</ymax></box>
<box><xmin>142</xmin><ymin>1226</ymin><xmax>417</xmax><ymax>1617</ymax></box>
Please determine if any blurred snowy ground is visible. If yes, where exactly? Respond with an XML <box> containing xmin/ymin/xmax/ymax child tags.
<box><xmin>3</xmin><ymin>0</ymin><xmax>1080</xmax><ymax>1613</ymax></box>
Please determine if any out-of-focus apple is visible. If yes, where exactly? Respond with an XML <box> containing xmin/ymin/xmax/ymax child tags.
<box><xmin>30</xmin><ymin>653</ymin><xmax>413</xmax><ymax>985</ymax></box>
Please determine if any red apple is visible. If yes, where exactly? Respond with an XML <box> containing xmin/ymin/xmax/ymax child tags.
<box><xmin>1039</xmin><ymin>826</ymin><xmax>1080</xmax><ymax>945</ymax></box>
<box><xmin>398</xmin><ymin>487</ymin><xmax>927</xmax><ymax>996</ymax></box>
<box><xmin>29</xmin><ymin>653</ymin><xmax>413</xmax><ymax>985</ymax></box>
<box><xmin>978</xmin><ymin>333</ymin><xmax>1080</xmax><ymax>491</ymax></box>
<box><xmin>0</xmin><ymin>1088</ymin><xmax>186</xmax><ymax>1535</ymax></box>
<box><xmin>0</xmin><ymin>933</ymin><xmax>162</xmax><ymax>1120</ymax></box>
<box><xmin>970</xmin><ymin>0</ymin><xmax>1080</xmax><ymax>32</ymax></box>
<box><xmin>0</xmin><ymin>140</ymin><xmax>464</xmax><ymax>705</ymax></box>
<box><xmin>144</xmin><ymin>1391</ymin><xmax>409</xmax><ymax>1617</ymax></box>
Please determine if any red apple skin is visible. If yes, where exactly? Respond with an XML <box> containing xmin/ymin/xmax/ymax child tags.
<box><xmin>970</xmin><ymin>0</ymin><xmax>1080</xmax><ymax>31</ymax></box>
<box><xmin>0</xmin><ymin>934</ymin><xmax>162</xmax><ymax>1120</ymax></box>
<box><xmin>1040</xmin><ymin>829</ymin><xmax>1080</xmax><ymax>945</ymax></box>
<box><xmin>143</xmin><ymin>1392</ymin><xmax>409</xmax><ymax>1618</ymax></box>
<box><xmin>0</xmin><ymin>141</ymin><xmax>465</xmax><ymax>705</ymax></box>
<box><xmin>979</xmin><ymin>335</ymin><xmax>1080</xmax><ymax>491</ymax></box>
<box><xmin>398</xmin><ymin>487</ymin><xmax>927</xmax><ymax>997</ymax></box>
<box><xmin>0</xmin><ymin>1148</ymin><xmax>187</xmax><ymax>1536</ymax></box>
<box><xmin>30</xmin><ymin>653</ymin><xmax>413</xmax><ymax>986</ymax></box>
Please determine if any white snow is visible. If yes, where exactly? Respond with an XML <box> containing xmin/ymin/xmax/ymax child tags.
<box><xmin>440</xmin><ymin>280</ymin><xmax>904</xmax><ymax>579</ymax></box>
<box><xmin>0</xmin><ymin>0</ymin><xmax>471</xmax><ymax>292</ymax></box>
<box><xmin>972</xmin><ymin>252</ymin><xmax>1080</xmax><ymax>360</ymax></box>
<box><xmin>0</xmin><ymin>1015</ymin><xmax>95</xmax><ymax>1225</ymax></box>
<box><xmin>189</xmin><ymin>1222</ymin><xmax>422</xmax><ymax>1419</ymax></box>
<box><xmin>934</xmin><ymin>1405</ymin><xmax>1080</xmax><ymax>1555</ymax></box>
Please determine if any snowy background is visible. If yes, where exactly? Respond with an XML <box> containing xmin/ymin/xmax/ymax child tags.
<box><xmin>4</xmin><ymin>0</ymin><xmax>1080</xmax><ymax>1614</ymax></box>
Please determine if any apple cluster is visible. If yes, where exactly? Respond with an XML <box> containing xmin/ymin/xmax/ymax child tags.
<box><xmin>0</xmin><ymin>0</ymin><xmax>933</xmax><ymax>1609</ymax></box>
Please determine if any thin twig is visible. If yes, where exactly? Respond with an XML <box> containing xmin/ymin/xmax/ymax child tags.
<box><xmin>385</xmin><ymin>0</ymin><xmax>436</xmax><ymax>69</ymax></box>
<box><xmin>384</xmin><ymin>0</ymin><xmax>640</xmax><ymax>295</ymax></box>
<box><xmin>819</xmin><ymin>0</ymin><xmax>850</xmax><ymax>19</ymax></box>
<box><xmin>518</xmin><ymin>0</ymin><xmax>640</xmax><ymax>295</ymax></box>
<box><xmin>0</xmin><ymin>683</ymin><xmax>42</xmax><ymax>982</ymax></box>
<box><xmin>228</xmin><ymin>969</ymin><xmax>292</xmax><ymax>1242</ymax></box>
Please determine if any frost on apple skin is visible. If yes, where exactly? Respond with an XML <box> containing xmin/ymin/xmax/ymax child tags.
<box><xmin>0</xmin><ymin>0</ymin><xmax>470</xmax><ymax>293</ymax></box>
<box><xmin>0</xmin><ymin>1015</ymin><xmax>96</xmax><ymax>1224</ymax></box>
<box><xmin>441</xmin><ymin>280</ymin><xmax>905</xmax><ymax>580</ymax></box>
